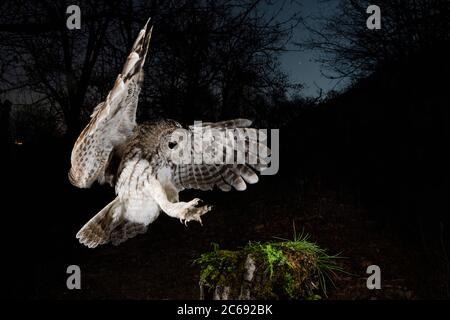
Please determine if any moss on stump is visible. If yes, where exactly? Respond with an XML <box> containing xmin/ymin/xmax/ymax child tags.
<box><xmin>196</xmin><ymin>235</ymin><xmax>342</xmax><ymax>300</ymax></box>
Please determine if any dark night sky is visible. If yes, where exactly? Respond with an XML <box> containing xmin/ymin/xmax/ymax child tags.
<box><xmin>275</xmin><ymin>0</ymin><xmax>344</xmax><ymax>97</ymax></box>
<box><xmin>2</xmin><ymin>1</ymin><xmax>343</xmax><ymax>101</ymax></box>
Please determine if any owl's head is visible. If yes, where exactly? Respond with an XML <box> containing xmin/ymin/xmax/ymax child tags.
<box><xmin>157</xmin><ymin>121</ymin><xmax>190</xmax><ymax>164</ymax></box>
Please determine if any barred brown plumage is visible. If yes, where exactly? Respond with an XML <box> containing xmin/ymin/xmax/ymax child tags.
<box><xmin>69</xmin><ymin>20</ymin><xmax>272</xmax><ymax>248</ymax></box>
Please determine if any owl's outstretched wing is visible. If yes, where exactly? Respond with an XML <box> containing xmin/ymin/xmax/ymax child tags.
<box><xmin>68</xmin><ymin>20</ymin><xmax>153</xmax><ymax>188</ymax></box>
<box><xmin>171</xmin><ymin>119</ymin><xmax>271</xmax><ymax>192</ymax></box>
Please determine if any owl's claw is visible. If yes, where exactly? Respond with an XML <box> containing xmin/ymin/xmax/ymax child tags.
<box><xmin>170</xmin><ymin>198</ymin><xmax>211</xmax><ymax>225</ymax></box>
<box><xmin>179</xmin><ymin>201</ymin><xmax>212</xmax><ymax>226</ymax></box>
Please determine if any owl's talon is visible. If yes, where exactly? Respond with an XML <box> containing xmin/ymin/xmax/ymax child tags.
<box><xmin>178</xmin><ymin>200</ymin><xmax>211</xmax><ymax>226</ymax></box>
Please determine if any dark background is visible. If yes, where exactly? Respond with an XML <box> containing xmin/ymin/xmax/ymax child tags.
<box><xmin>1</xmin><ymin>0</ymin><xmax>449</xmax><ymax>299</ymax></box>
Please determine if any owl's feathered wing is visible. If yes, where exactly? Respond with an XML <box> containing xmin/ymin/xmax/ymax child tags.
<box><xmin>69</xmin><ymin>20</ymin><xmax>272</xmax><ymax>248</ymax></box>
<box><xmin>171</xmin><ymin>119</ymin><xmax>271</xmax><ymax>192</ymax></box>
<box><xmin>68</xmin><ymin>20</ymin><xmax>153</xmax><ymax>188</ymax></box>
<box><xmin>77</xmin><ymin>149</ymin><xmax>161</xmax><ymax>248</ymax></box>
<box><xmin>75</xmin><ymin>118</ymin><xmax>271</xmax><ymax>248</ymax></box>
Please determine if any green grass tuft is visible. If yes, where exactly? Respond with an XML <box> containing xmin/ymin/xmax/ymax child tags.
<box><xmin>195</xmin><ymin>225</ymin><xmax>345</xmax><ymax>299</ymax></box>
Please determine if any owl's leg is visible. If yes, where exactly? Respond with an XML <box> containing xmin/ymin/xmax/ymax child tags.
<box><xmin>147</xmin><ymin>175</ymin><xmax>211</xmax><ymax>225</ymax></box>
<box><xmin>163</xmin><ymin>182</ymin><xmax>179</xmax><ymax>203</ymax></box>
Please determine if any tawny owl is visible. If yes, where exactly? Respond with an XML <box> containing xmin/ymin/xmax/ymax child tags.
<box><xmin>69</xmin><ymin>20</ymin><xmax>270</xmax><ymax>248</ymax></box>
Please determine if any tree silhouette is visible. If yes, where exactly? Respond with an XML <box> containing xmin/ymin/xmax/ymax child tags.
<box><xmin>301</xmin><ymin>0</ymin><xmax>450</xmax><ymax>80</ymax></box>
<box><xmin>0</xmin><ymin>0</ymin><xmax>302</xmax><ymax>141</ymax></box>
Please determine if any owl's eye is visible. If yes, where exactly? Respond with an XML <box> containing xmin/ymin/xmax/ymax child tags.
<box><xmin>168</xmin><ymin>141</ymin><xmax>177</xmax><ymax>149</ymax></box>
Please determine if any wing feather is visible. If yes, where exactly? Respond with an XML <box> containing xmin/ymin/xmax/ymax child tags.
<box><xmin>171</xmin><ymin>119</ymin><xmax>269</xmax><ymax>192</ymax></box>
<box><xmin>69</xmin><ymin>21</ymin><xmax>153</xmax><ymax>188</ymax></box>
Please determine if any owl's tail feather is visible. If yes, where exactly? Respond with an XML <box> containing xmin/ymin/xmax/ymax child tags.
<box><xmin>76</xmin><ymin>197</ymin><xmax>123</xmax><ymax>248</ymax></box>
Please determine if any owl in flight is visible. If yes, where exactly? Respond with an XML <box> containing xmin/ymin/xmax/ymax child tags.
<box><xmin>69</xmin><ymin>20</ymin><xmax>270</xmax><ymax>248</ymax></box>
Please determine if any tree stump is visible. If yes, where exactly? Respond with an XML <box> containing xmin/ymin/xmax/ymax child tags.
<box><xmin>197</xmin><ymin>239</ymin><xmax>340</xmax><ymax>300</ymax></box>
